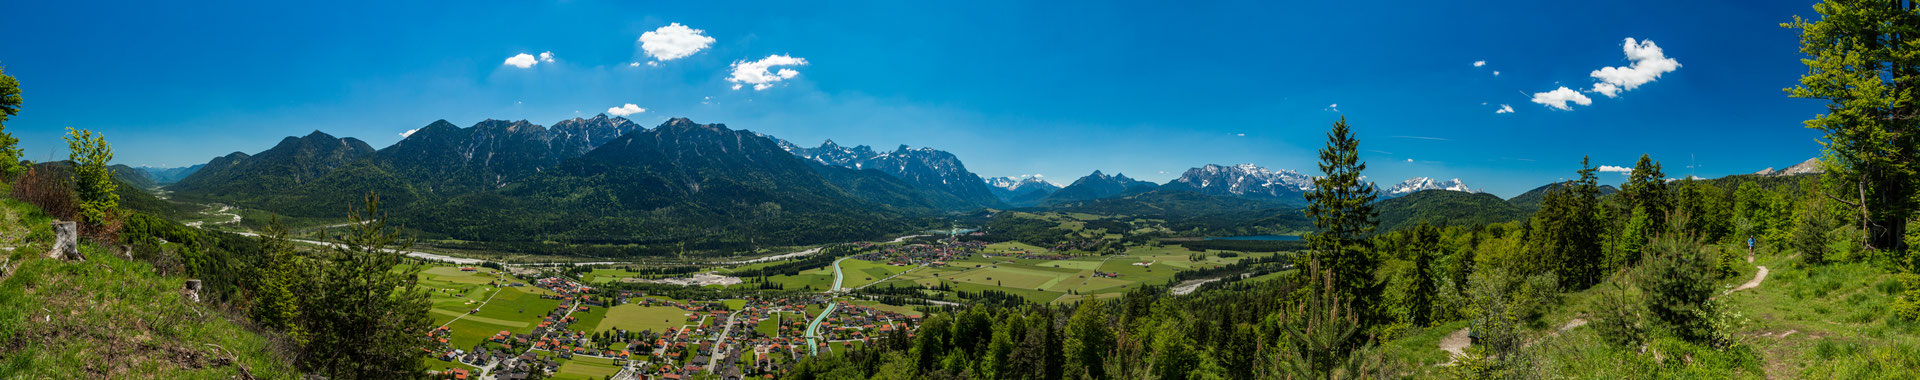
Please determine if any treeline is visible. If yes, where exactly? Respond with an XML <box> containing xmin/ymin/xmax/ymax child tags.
<box><xmin>731</xmin><ymin>244</ymin><xmax>864</xmax><ymax>278</ymax></box>
<box><xmin>1172</xmin><ymin>238</ymin><xmax>1305</xmax><ymax>252</ymax></box>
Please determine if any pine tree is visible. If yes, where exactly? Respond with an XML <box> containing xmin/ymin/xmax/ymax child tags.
<box><xmin>1406</xmin><ymin>222</ymin><xmax>1440</xmax><ymax>327</ymax></box>
<box><xmin>1622</xmin><ymin>154</ymin><xmax>1672</xmax><ymax>233</ymax></box>
<box><xmin>63</xmin><ymin>127</ymin><xmax>116</xmax><ymax>227</ymax></box>
<box><xmin>1303</xmin><ymin>116</ymin><xmax>1381</xmax><ymax>323</ymax></box>
<box><xmin>1785</xmin><ymin>1</ymin><xmax>1920</xmax><ymax>252</ymax></box>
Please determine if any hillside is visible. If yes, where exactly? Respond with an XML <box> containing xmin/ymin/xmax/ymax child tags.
<box><xmin>1043</xmin><ymin>170</ymin><xmax>1159</xmax><ymax>204</ymax></box>
<box><xmin>0</xmin><ymin>196</ymin><xmax>296</xmax><ymax>378</ymax></box>
<box><xmin>1375</xmin><ymin>189</ymin><xmax>1530</xmax><ymax>231</ymax></box>
<box><xmin>400</xmin><ymin>118</ymin><xmax>916</xmax><ymax>255</ymax></box>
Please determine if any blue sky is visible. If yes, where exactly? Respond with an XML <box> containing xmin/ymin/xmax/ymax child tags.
<box><xmin>0</xmin><ymin>0</ymin><xmax>1830</xmax><ymax>197</ymax></box>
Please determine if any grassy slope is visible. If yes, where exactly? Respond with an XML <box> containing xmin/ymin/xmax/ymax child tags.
<box><xmin>1376</xmin><ymin>243</ymin><xmax>1920</xmax><ymax>378</ymax></box>
<box><xmin>0</xmin><ymin>198</ymin><xmax>298</xmax><ymax>378</ymax></box>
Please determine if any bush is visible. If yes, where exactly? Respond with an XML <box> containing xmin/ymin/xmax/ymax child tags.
<box><xmin>1590</xmin><ymin>280</ymin><xmax>1645</xmax><ymax>348</ymax></box>
<box><xmin>1892</xmin><ymin>274</ymin><xmax>1920</xmax><ymax>322</ymax></box>
<box><xmin>1640</xmin><ymin>230</ymin><xmax>1719</xmax><ymax>344</ymax></box>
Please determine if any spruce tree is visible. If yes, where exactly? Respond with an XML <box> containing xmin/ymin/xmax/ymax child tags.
<box><xmin>252</xmin><ymin>216</ymin><xmax>304</xmax><ymax>339</ymax></box>
<box><xmin>1529</xmin><ymin>157</ymin><xmax>1604</xmax><ymax>288</ymax></box>
<box><xmin>1786</xmin><ymin>1</ymin><xmax>1920</xmax><ymax>252</ymax></box>
<box><xmin>1303</xmin><ymin>116</ymin><xmax>1381</xmax><ymax>322</ymax></box>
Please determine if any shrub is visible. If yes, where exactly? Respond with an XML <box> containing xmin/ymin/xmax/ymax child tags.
<box><xmin>1590</xmin><ymin>280</ymin><xmax>1645</xmax><ymax>348</ymax></box>
<box><xmin>1892</xmin><ymin>274</ymin><xmax>1920</xmax><ymax>322</ymax></box>
<box><xmin>1640</xmin><ymin>229</ymin><xmax>1718</xmax><ymax>344</ymax></box>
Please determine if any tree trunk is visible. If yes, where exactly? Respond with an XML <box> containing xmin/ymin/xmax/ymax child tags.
<box><xmin>44</xmin><ymin>221</ymin><xmax>82</xmax><ymax>261</ymax></box>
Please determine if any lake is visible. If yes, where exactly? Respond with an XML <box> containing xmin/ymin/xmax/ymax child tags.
<box><xmin>1206</xmin><ymin>235</ymin><xmax>1303</xmax><ymax>241</ymax></box>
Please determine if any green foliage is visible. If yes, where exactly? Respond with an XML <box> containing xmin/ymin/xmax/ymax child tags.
<box><xmin>1373</xmin><ymin>190</ymin><xmax>1530</xmax><ymax>232</ymax></box>
<box><xmin>62</xmin><ymin>128</ymin><xmax>116</xmax><ymax>226</ymax></box>
<box><xmin>1304</xmin><ymin>117</ymin><xmax>1382</xmax><ymax>323</ymax></box>
<box><xmin>1639</xmin><ymin>224</ymin><xmax>1720</xmax><ymax>344</ymax></box>
<box><xmin>1063</xmin><ymin>300</ymin><xmax>1114</xmax><ymax>378</ymax></box>
<box><xmin>297</xmin><ymin>193</ymin><xmax>432</xmax><ymax>378</ymax></box>
<box><xmin>1785</xmin><ymin>1</ymin><xmax>1920</xmax><ymax>252</ymax></box>
<box><xmin>249</xmin><ymin>216</ymin><xmax>304</xmax><ymax>339</ymax></box>
<box><xmin>1590</xmin><ymin>280</ymin><xmax>1645</xmax><ymax>348</ymax></box>
<box><xmin>1792</xmin><ymin>179</ymin><xmax>1839</xmax><ymax>265</ymax></box>
<box><xmin>1527</xmin><ymin>157</ymin><xmax>1604</xmax><ymax>289</ymax></box>
<box><xmin>0</xmin><ymin>65</ymin><xmax>22</xmax><ymax>181</ymax></box>
<box><xmin>1673</xmin><ymin>179</ymin><xmax>1733</xmax><ymax>243</ymax></box>
<box><xmin>1893</xmin><ymin>273</ymin><xmax>1920</xmax><ymax>321</ymax></box>
<box><xmin>1271</xmin><ymin>260</ymin><xmax>1379</xmax><ymax>378</ymax></box>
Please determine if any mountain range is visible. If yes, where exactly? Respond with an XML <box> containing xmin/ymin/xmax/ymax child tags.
<box><xmin>777</xmin><ymin>139</ymin><xmax>1004</xmax><ymax>210</ymax></box>
<box><xmin>984</xmin><ymin>176</ymin><xmax>1060</xmax><ymax>206</ymax></box>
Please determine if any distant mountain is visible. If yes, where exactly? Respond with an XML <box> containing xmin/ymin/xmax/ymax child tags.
<box><xmin>1753</xmin><ymin>158</ymin><xmax>1824</xmax><ymax>177</ymax></box>
<box><xmin>136</xmin><ymin>164</ymin><xmax>202</xmax><ymax>184</ymax></box>
<box><xmin>984</xmin><ymin>176</ymin><xmax>1060</xmax><ymax>206</ymax></box>
<box><xmin>424</xmin><ymin>118</ymin><xmax>911</xmax><ymax>251</ymax></box>
<box><xmin>1382</xmin><ymin>177</ymin><xmax>1477</xmax><ymax>198</ymax></box>
<box><xmin>1043</xmin><ymin>170</ymin><xmax>1159</xmax><ymax>204</ymax></box>
<box><xmin>377</xmin><ymin>115</ymin><xmax>644</xmax><ymax>194</ymax></box>
<box><xmin>1377</xmin><ymin>189</ymin><xmax>1529</xmax><ymax>231</ymax></box>
<box><xmin>779</xmin><ymin>139</ymin><xmax>1003</xmax><ymax>210</ymax></box>
<box><xmin>1161</xmin><ymin>163</ymin><xmax>1314</xmax><ymax>205</ymax></box>
<box><xmin>170</xmin><ymin>131</ymin><xmax>377</xmax><ymax>198</ymax></box>
<box><xmin>1507</xmin><ymin>181</ymin><xmax>1621</xmax><ymax>211</ymax></box>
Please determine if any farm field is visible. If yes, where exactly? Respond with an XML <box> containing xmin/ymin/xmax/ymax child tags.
<box><xmin>552</xmin><ymin>356</ymin><xmax>623</xmax><ymax>380</ymax></box>
<box><xmin>596</xmin><ymin>304</ymin><xmax>691</xmax><ymax>333</ymax></box>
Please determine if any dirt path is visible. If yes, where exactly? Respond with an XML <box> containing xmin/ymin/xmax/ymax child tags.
<box><xmin>1439</xmin><ymin>328</ymin><xmax>1471</xmax><ymax>360</ymax></box>
<box><xmin>1727</xmin><ymin>266</ymin><xmax>1769</xmax><ymax>294</ymax></box>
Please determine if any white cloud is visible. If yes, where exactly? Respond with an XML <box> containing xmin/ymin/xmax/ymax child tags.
<box><xmin>400</xmin><ymin>129</ymin><xmax>418</xmax><ymax>138</ymax></box>
<box><xmin>504</xmin><ymin>53</ymin><xmax>539</xmax><ymax>68</ymax></box>
<box><xmin>629</xmin><ymin>62</ymin><xmax>641</xmax><ymax>67</ymax></box>
<box><xmin>538</xmin><ymin>51</ymin><xmax>554</xmax><ymax>62</ymax></box>
<box><xmin>1495</xmin><ymin>104</ymin><xmax>1515</xmax><ymax>114</ymax></box>
<box><xmin>1473</xmin><ymin>60</ymin><xmax>1487</xmax><ymax>67</ymax></box>
<box><xmin>1236</xmin><ymin>133</ymin><xmax>1246</xmax><ymax>137</ymax></box>
<box><xmin>728</xmin><ymin>54</ymin><xmax>809</xmax><ymax>91</ymax></box>
<box><xmin>1592</xmin><ymin>83</ymin><xmax>1620</xmax><ymax>97</ymax></box>
<box><xmin>1406</xmin><ymin>158</ymin><xmax>1414</xmax><ymax>162</ymax></box>
<box><xmin>1530</xmin><ymin>87</ymin><xmax>1592</xmax><ymax>110</ymax></box>
<box><xmin>639</xmin><ymin>23</ymin><xmax>716</xmax><ymax>62</ymax></box>
<box><xmin>606</xmin><ymin>103</ymin><xmax>646</xmax><ymax>116</ymax></box>
<box><xmin>1493</xmin><ymin>70</ymin><xmax>1500</xmax><ymax>76</ymax></box>
<box><xmin>1588</xmin><ymin>38</ymin><xmax>1680</xmax><ymax>97</ymax></box>
<box><xmin>1597</xmin><ymin>165</ymin><xmax>1633</xmax><ymax>174</ymax></box>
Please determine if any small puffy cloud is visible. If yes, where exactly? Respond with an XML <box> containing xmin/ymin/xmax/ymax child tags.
<box><xmin>728</xmin><ymin>54</ymin><xmax>809</xmax><ymax>91</ymax></box>
<box><xmin>639</xmin><ymin>23</ymin><xmax>716</xmax><ymax>62</ymax></box>
<box><xmin>606</xmin><ymin>103</ymin><xmax>646</xmax><ymax>116</ymax></box>
<box><xmin>1236</xmin><ymin>133</ymin><xmax>1246</xmax><ymax>137</ymax></box>
<box><xmin>1597</xmin><ymin>165</ymin><xmax>1632</xmax><ymax>174</ymax></box>
<box><xmin>400</xmin><ymin>129</ymin><xmax>418</xmax><ymax>138</ymax></box>
<box><xmin>629</xmin><ymin>62</ymin><xmax>641</xmax><ymax>67</ymax></box>
<box><xmin>1592</xmin><ymin>83</ymin><xmax>1621</xmax><ymax>97</ymax></box>
<box><xmin>1406</xmin><ymin>158</ymin><xmax>1414</xmax><ymax>162</ymax></box>
<box><xmin>1473</xmin><ymin>60</ymin><xmax>1487</xmax><ymax>67</ymax></box>
<box><xmin>538</xmin><ymin>51</ymin><xmax>554</xmax><ymax>62</ymax></box>
<box><xmin>1589</xmin><ymin>38</ymin><xmax>1680</xmax><ymax>97</ymax></box>
<box><xmin>1493</xmin><ymin>70</ymin><xmax>1500</xmax><ymax>76</ymax></box>
<box><xmin>1326</xmin><ymin>103</ymin><xmax>1339</xmax><ymax>112</ymax></box>
<box><xmin>1495</xmin><ymin>104</ymin><xmax>1515</xmax><ymax>114</ymax></box>
<box><xmin>1530</xmin><ymin>87</ymin><xmax>1592</xmax><ymax>110</ymax></box>
<box><xmin>504</xmin><ymin>53</ymin><xmax>539</xmax><ymax>68</ymax></box>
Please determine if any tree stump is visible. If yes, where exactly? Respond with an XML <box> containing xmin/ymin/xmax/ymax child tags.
<box><xmin>45</xmin><ymin>221</ymin><xmax>83</xmax><ymax>262</ymax></box>
<box><xmin>184</xmin><ymin>279</ymin><xmax>202</xmax><ymax>303</ymax></box>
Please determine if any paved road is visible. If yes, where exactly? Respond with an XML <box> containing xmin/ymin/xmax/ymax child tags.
<box><xmin>707</xmin><ymin>308</ymin><xmax>746</xmax><ymax>372</ymax></box>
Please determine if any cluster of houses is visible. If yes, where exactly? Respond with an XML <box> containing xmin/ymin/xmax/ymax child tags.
<box><xmin>855</xmin><ymin>240</ymin><xmax>987</xmax><ymax>266</ymax></box>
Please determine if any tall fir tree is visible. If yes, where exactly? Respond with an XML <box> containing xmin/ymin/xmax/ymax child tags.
<box><xmin>1529</xmin><ymin>157</ymin><xmax>1605</xmax><ymax>288</ymax></box>
<box><xmin>1303</xmin><ymin>116</ymin><xmax>1382</xmax><ymax>323</ymax></box>
<box><xmin>1786</xmin><ymin>0</ymin><xmax>1920</xmax><ymax>253</ymax></box>
<box><xmin>251</xmin><ymin>215</ymin><xmax>304</xmax><ymax>339</ymax></box>
<box><xmin>1622</xmin><ymin>154</ymin><xmax>1672</xmax><ymax>233</ymax></box>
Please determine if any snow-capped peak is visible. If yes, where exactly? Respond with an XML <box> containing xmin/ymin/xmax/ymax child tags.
<box><xmin>1385</xmin><ymin>177</ymin><xmax>1478</xmax><ymax>196</ymax></box>
<box><xmin>985</xmin><ymin>175</ymin><xmax>1055</xmax><ymax>192</ymax></box>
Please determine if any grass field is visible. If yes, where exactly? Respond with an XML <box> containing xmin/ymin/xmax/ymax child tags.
<box><xmin>551</xmin><ymin>356</ymin><xmax>623</xmax><ymax>380</ymax></box>
<box><xmin>596</xmin><ymin>304</ymin><xmax>690</xmax><ymax>333</ymax></box>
